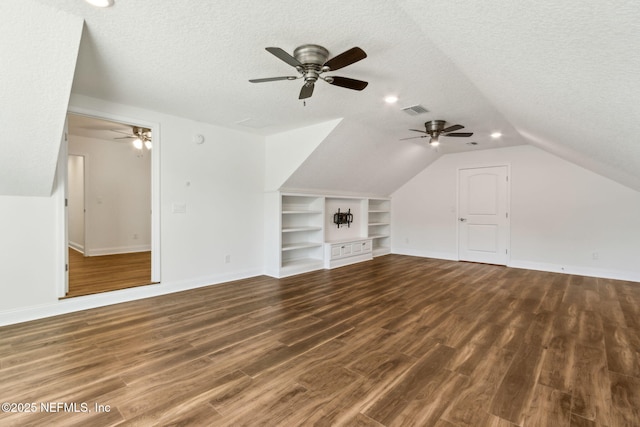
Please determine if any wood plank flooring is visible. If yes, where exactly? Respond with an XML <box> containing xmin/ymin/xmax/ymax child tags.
<box><xmin>66</xmin><ymin>249</ymin><xmax>152</xmax><ymax>298</ymax></box>
<box><xmin>2</xmin><ymin>255</ymin><xmax>640</xmax><ymax>426</ymax></box>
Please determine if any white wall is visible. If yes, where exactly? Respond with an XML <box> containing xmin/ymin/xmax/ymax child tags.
<box><xmin>69</xmin><ymin>135</ymin><xmax>151</xmax><ymax>255</ymax></box>
<box><xmin>0</xmin><ymin>0</ymin><xmax>83</xmax><ymax>196</ymax></box>
<box><xmin>325</xmin><ymin>198</ymin><xmax>366</xmax><ymax>242</ymax></box>
<box><xmin>391</xmin><ymin>145</ymin><xmax>640</xmax><ymax>281</ymax></box>
<box><xmin>0</xmin><ymin>95</ymin><xmax>266</xmax><ymax>325</ymax></box>
<box><xmin>265</xmin><ymin>119</ymin><xmax>341</xmax><ymax>191</ymax></box>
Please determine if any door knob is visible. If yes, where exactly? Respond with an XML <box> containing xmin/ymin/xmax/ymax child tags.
<box><xmin>459</xmin><ymin>217</ymin><xmax>467</xmax><ymax>222</ymax></box>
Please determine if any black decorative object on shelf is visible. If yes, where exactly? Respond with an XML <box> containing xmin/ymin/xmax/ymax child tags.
<box><xmin>333</xmin><ymin>208</ymin><xmax>354</xmax><ymax>228</ymax></box>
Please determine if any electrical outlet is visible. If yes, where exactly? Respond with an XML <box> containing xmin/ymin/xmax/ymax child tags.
<box><xmin>224</xmin><ymin>254</ymin><xmax>231</xmax><ymax>264</ymax></box>
<box><xmin>133</xmin><ymin>233</ymin><xmax>138</xmax><ymax>240</ymax></box>
<box><xmin>592</xmin><ymin>252</ymin><xmax>599</xmax><ymax>260</ymax></box>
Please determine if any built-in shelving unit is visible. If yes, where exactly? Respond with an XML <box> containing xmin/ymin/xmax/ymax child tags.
<box><xmin>280</xmin><ymin>194</ymin><xmax>324</xmax><ymax>276</ymax></box>
<box><xmin>266</xmin><ymin>192</ymin><xmax>391</xmax><ymax>278</ymax></box>
<box><xmin>368</xmin><ymin>198</ymin><xmax>391</xmax><ymax>257</ymax></box>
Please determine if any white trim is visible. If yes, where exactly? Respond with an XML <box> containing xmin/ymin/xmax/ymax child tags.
<box><xmin>54</xmin><ymin>125</ymin><xmax>68</xmax><ymax>298</ymax></box>
<box><xmin>68</xmin><ymin>241</ymin><xmax>85</xmax><ymax>253</ymax></box>
<box><xmin>85</xmin><ymin>245</ymin><xmax>152</xmax><ymax>256</ymax></box>
<box><xmin>65</xmin><ymin>106</ymin><xmax>161</xmax><ymax>285</ymax></box>
<box><xmin>390</xmin><ymin>250</ymin><xmax>640</xmax><ymax>282</ymax></box>
<box><xmin>508</xmin><ymin>260</ymin><xmax>640</xmax><ymax>282</ymax></box>
<box><xmin>0</xmin><ymin>268</ymin><xmax>262</xmax><ymax>327</ymax></box>
<box><xmin>391</xmin><ymin>247</ymin><xmax>459</xmax><ymax>261</ymax></box>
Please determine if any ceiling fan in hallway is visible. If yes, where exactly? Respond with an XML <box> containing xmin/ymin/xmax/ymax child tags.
<box><xmin>401</xmin><ymin>120</ymin><xmax>473</xmax><ymax>146</ymax></box>
<box><xmin>249</xmin><ymin>44</ymin><xmax>368</xmax><ymax>100</ymax></box>
<box><xmin>112</xmin><ymin>126</ymin><xmax>152</xmax><ymax>150</ymax></box>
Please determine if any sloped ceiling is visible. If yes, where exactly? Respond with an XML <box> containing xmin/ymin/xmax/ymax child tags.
<box><xmin>0</xmin><ymin>0</ymin><xmax>83</xmax><ymax>196</ymax></box>
<box><xmin>29</xmin><ymin>0</ymin><xmax>640</xmax><ymax>195</ymax></box>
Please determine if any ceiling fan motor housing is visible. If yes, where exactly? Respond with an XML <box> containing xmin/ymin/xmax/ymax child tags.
<box><xmin>425</xmin><ymin>120</ymin><xmax>446</xmax><ymax>135</ymax></box>
<box><xmin>293</xmin><ymin>44</ymin><xmax>329</xmax><ymax>66</ymax></box>
<box><xmin>294</xmin><ymin>44</ymin><xmax>330</xmax><ymax>85</ymax></box>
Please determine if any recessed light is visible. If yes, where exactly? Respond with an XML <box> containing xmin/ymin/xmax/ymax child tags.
<box><xmin>85</xmin><ymin>0</ymin><xmax>114</xmax><ymax>7</ymax></box>
<box><xmin>384</xmin><ymin>96</ymin><xmax>398</xmax><ymax>104</ymax></box>
<box><xmin>491</xmin><ymin>132</ymin><xmax>502</xmax><ymax>139</ymax></box>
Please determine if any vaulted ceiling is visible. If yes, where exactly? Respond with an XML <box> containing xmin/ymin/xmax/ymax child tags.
<box><xmin>10</xmin><ymin>0</ymin><xmax>640</xmax><ymax>196</ymax></box>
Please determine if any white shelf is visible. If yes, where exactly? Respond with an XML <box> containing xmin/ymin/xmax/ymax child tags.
<box><xmin>282</xmin><ymin>210</ymin><xmax>322</xmax><ymax>215</ymax></box>
<box><xmin>282</xmin><ymin>242</ymin><xmax>323</xmax><ymax>251</ymax></box>
<box><xmin>280</xmin><ymin>258</ymin><xmax>324</xmax><ymax>277</ymax></box>
<box><xmin>266</xmin><ymin>193</ymin><xmax>392</xmax><ymax>278</ymax></box>
<box><xmin>282</xmin><ymin>226</ymin><xmax>322</xmax><ymax>233</ymax></box>
<box><xmin>369</xmin><ymin>234</ymin><xmax>389</xmax><ymax>239</ymax></box>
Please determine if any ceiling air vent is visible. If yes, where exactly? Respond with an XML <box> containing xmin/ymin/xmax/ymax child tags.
<box><xmin>401</xmin><ymin>104</ymin><xmax>429</xmax><ymax>116</ymax></box>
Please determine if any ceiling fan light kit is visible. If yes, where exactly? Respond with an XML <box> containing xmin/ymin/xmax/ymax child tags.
<box><xmin>112</xmin><ymin>126</ymin><xmax>152</xmax><ymax>150</ymax></box>
<box><xmin>249</xmin><ymin>44</ymin><xmax>368</xmax><ymax>100</ymax></box>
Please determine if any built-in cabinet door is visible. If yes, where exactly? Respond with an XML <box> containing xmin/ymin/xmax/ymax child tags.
<box><xmin>341</xmin><ymin>244</ymin><xmax>352</xmax><ymax>257</ymax></box>
<box><xmin>331</xmin><ymin>246</ymin><xmax>342</xmax><ymax>258</ymax></box>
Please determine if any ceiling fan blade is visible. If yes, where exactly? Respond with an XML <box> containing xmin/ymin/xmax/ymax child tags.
<box><xmin>323</xmin><ymin>47</ymin><xmax>367</xmax><ymax>71</ymax></box>
<box><xmin>265</xmin><ymin>47</ymin><xmax>302</xmax><ymax>67</ymax></box>
<box><xmin>444</xmin><ymin>132</ymin><xmax>474</xmax><ymax>137</ymax></box>
<box><xmin>327</xmin><ymin>76</ymin><xmax>368</xmax><ymax>91</ymax></box>
<box><xmin>409</xmin><ymin>129</ymin><xmax>429</xmax><ymax>134</ymax></box>
<box><xmin>442</xmin><ymin>124</ymin><xmax>464</xmax><ymax>133</ymax></box>
<box><xmin>299</xmin><ymin>83</ymin><xmax>315</xmax><ymax>99</ymax></box>
<box><xmin>110</xmin><ymin>129</ymin><xmax>135</xmax><ymax>135</ymax></box>
<box><xmin>249</xmin><ymin>76</ymin><xmax>298</xmax><ymax>83</ymax></box>
<box><xmin>400</xmin><ymin>136</ymin><xmax>428</xmax><ymax>140</ymax></box>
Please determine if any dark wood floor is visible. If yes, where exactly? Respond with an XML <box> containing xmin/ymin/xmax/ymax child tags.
<box><xmin>2</xmin><ymin>255</ymin><xmax>639</xmax><ymax>426</ymax></box>
<box><xmin>66</xmin><ymin>249</ymin><xmax>152</xmax><ymax>298</ymax></box>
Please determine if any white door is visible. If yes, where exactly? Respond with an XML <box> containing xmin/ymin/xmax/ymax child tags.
<box><xmin>458</xmin><ymin>166</ymin><xmax>509</xmax><ymax>265</ymax></box>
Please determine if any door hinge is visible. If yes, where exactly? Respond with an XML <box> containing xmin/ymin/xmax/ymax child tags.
<box><xmin>65</xmin><ymin>198</ymin><xmax>68</xmax><ymax>207</ymax></box>
<box><xmin>505</xmin><ymin>249</ymin><xmax>508</xmax><ymax>254</ymax></box>
<box><xmin>65</xmin><ymin>264</ymin><xmax>68</xmax><ymax>272</ymax></box>
<box><xmin>65</xmin><ymin>133</ymin><xmax>68</xmax><ymax>142</ymax></box>
<box><xmin>506</xmin><ymin>212</ymin><xmax>509</xmax><ymax>218</ymax></box>
<box><xmin>506</xmin><ymin>175</ymin><xmax>509</xmax><ymax>182</ymax></box>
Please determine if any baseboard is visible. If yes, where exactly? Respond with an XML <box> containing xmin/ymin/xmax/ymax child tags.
<box><xmin>68</xmin><ymin>242</ymin><xmax>84</xmax><ymax>254</ymax></box>
<box><xmin>508</xmin><ymin>260</ymin><xmax>640</xmax><ymax>282</ymax></box>
<box><xmin>85</xmin><ymin>245</ymin><xmax>152</xmax><ymax>256</ymax></box>
<box><xmin>0</xmin><ymin>267</ymin><xmax>263</xmax><ymax>327</ymax></box>
<box><xmin>391</xmin><ymin>248</ymin><xmax>639</xmax><ymax>282</ymax></box>
<box><xmin>391</xmin><ymin>247</ymin><xmax>459</xmax><ymax>261</ymax></box>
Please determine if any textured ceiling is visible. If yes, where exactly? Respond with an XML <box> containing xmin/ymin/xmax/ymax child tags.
<box><xmin>34</xmin><ymin>0</ymin><xmax>640</xmax><ymax>194</ymax></box>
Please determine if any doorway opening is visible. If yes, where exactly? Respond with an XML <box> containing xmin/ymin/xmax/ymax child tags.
<box><xmin>64</xmin><ymin>112</ymin><xmax>159</xmax><ymax>298</ymax></box>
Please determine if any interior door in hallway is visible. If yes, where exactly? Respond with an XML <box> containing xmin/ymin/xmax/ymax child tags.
<box><xmin>458</xmin><ymin>166</ymin><xmax>510</xmax><ymax>265</ymax></box>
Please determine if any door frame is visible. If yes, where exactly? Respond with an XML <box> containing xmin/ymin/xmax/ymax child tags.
<box><xmin>56</xmin><ymin>107</ymin><xmax>161</xmax><ymax>297</ymax></box>
<box><xmin>67</xmin><ymin>154</ymin><xmax>86</xmax><ymax>255</ymax></box>
<box><xmin>456</xmin><ymin>163</ymin><xmax>511</xmax><ymax>265</ymax></box>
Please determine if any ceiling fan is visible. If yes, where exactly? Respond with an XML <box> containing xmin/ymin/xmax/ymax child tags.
<box><xmin>401</xmin><ymin>120</ymin><xmax>473</xmax><ymax>146</ymax></box>
<box><xmin>112</xmin><ymin>126</ymin><xmax>152</xmax><ymax>150</ymax></box>
<box><xmin>249</xmin><ymin>44</ymin><xmax>368</xmax><ymax>99</ymax></box>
